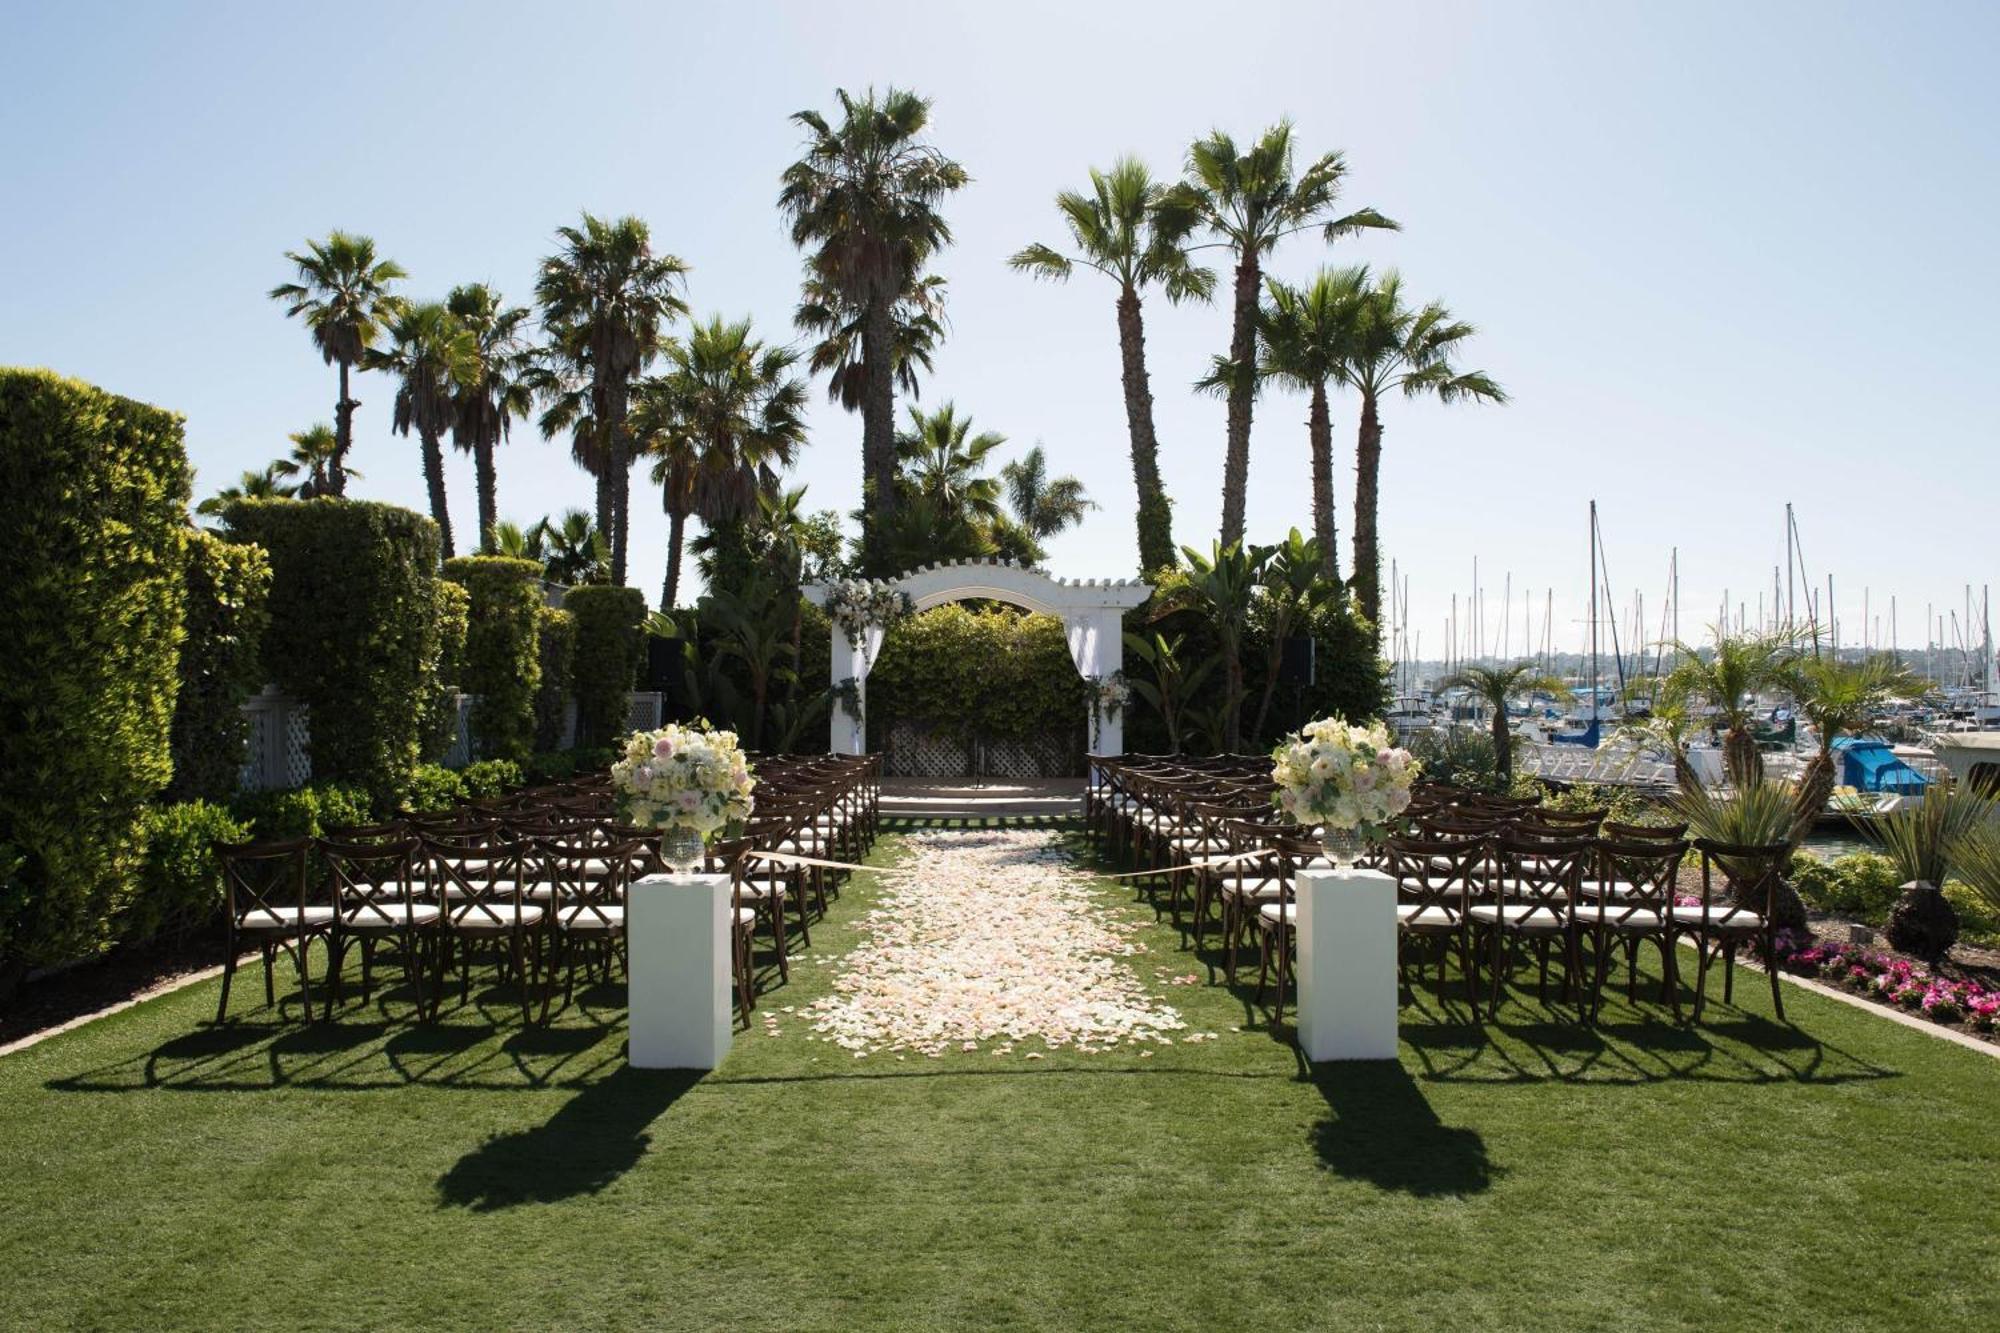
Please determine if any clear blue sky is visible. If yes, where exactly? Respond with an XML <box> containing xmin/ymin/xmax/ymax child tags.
<box><xmin>5</xmin><ymin>1</ymin><xmax>1996</xmax><ymax>663</ymax></box>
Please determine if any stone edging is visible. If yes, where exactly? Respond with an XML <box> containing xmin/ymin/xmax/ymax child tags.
<box><xmin>0</xmin><ymin>962</ymin><xmax>229</xmax><ymax>1059</ymax></box>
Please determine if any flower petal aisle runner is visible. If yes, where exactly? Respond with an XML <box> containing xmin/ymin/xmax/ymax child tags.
<box><xmin>807</xmin><ymin>829</ymin><xmax>1189</xmax><ymax>1058</ymax></box>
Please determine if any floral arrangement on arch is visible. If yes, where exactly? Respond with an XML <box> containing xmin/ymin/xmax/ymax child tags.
<box><xmin>611</xmin><ymin>723</ymin><xmax>756</xmax><ymax>836</ymax></box>
<box><xmin>1085</xmin><ymin>672</ymin><xmax>1131</xmax><ymax>748</ymax></box>
<box><xmin>825</xmin><ymin>579</ymin><xmax>912</xmax><ymax>643</ymax></box>
<box><xmin>1270</xmin><ymin>716</ymin><xmax>1416</xmax><ymax>837</ymax></box>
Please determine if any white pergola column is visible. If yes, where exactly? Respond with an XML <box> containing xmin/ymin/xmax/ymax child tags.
<box><xmin>829</xmin><ymin>631</ymin><xmax>864</xmax><ymax>755</ymax></box>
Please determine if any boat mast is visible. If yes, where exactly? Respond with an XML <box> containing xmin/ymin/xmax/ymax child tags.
<box><xmin>1588</xmin><ymin>500</ymin><xmax>1599</xmax><ymax>730</ymax></box>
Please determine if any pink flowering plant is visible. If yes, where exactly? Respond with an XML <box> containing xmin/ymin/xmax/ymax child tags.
<box><xmin>610</xmin><ymin>723</ymin><xmax>755</xmax><ymax>837</ymax></box>
<box><xmin>1772</xmin><ymin>933</ymin><xmax>1999</xmax><ymax>1035</ymax></box>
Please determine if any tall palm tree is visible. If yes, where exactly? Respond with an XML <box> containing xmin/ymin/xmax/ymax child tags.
<box><xmin>369</xmin><ymin>301</ymin><xmax>476</xmax><ymax>558</ymax></box>
<box><xmin>539</xmin><ymin>509</ymin><xmax>609</xmax><ymax>585</ymax></box>
<box><xmin>1333</xmin><ymin>268</ymin><xmax>1506</xmax><ymax>630</ymax></box>
<box><xmin>1254</xmin><ymin>268</ymin><xmax>1367</xmax><ymax>581</ymax></box>
<box><xmin>1000</xmin><ymin>444</ymin><xmax>1095</xmax><ymax>541</ymax></box>
<box><xmin>1438</xmin><ymin>661</ymin><xmax>1568</xmax><ymax>788</ymax></box>
<box><xmin>535</xmin><ymin>213</ymin><xmax>690</xmax><ymax>585</ymax></box>
<box><xmin>196</xmin><ymin>463</ymin><xmax>298</xmax><ymax>516</ymax></box>
<box><xmin>779</xmin><ymin>87</ymin><xmax>968</xmax><ymax>565</ymax></box>
<box><xmin>1166</xmin><ymin>125</ymin><xmax>1395</xmax><ymax>549</ymax></box>
<box><xmin>278</xmin><ymin>423</ymin><xmax>348</xmax><ymax>498</ymax></box>
<box><xmin>1658</xmin><ymin>627</ymin><xmax>1797</xmax><ymax>789</ymax></box>
<box><xmin>268</xmin><ymin>232</ymin><xmax>406</xmax><ymax>495</ymax></box>
<box><xmin>1784</xmin><ymin>653</ymin><xmax>1925</xmax><ymax>841</ymax></box>
<box><xmin>632</xmin><ymin>315</ymin><xmax>809</xmax><ymax>609</ymax></box>
<box><xmin>1009</xmin><ymin>158</ymin><xmax>1212</xmax><ymax>571</ymax></box>
<box><xmin>447</xmin><ymin>283</ymin><xmax>534</xmax><ymax>552</ymax></box>
<box><xmin>794</xmin><ymin>271</ymin><xmax>948</xmax><ymax>412</ymax></box>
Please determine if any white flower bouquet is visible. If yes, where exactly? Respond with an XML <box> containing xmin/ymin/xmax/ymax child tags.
<box><xmin>611</xmin><ymin>723</ymin><xmax>756</xmax><ymax>838</ymax></box>
<box><xmin>826</xmin><ymin>578</ymin><xmax>911</xmax><ymax>642</ymax></box>
<box><xmin>1270</xmin><ymin>717</ymin><xmax>1417</xmax><ymax>856</ymax></box>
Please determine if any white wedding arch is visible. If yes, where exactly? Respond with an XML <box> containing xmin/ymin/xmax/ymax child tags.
<box><xmin>803</xmin><ymin>559</ymin><xmax>1152</xmax><ymax>759</ymax></box>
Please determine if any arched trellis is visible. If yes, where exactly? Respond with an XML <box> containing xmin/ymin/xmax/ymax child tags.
<box><xmin>803</xmin><ymin>560</ymin><xmax>1153</xmax><ymax>759</ymax></box>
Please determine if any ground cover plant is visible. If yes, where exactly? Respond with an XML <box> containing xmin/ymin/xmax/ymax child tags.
<box><xmin>2</xmin><ymin>822</ymin><xmax>1996</xmax><ymax>1331</ymax></box>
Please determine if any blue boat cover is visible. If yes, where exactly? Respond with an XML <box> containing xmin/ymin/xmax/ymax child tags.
<box><xmin>1832</xmin><ymin>737</ymin><xmax>1929</xmax><ymax>795</ymax></box>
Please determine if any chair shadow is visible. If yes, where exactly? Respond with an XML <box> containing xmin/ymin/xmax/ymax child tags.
<box><xmin>434</xmin><ymin>1064</ymin><xmax>702</xmax><ymax>1211</ymax></box>
<box><xmin>1305</xmin><ymin>1058</ymin><xmax>1494</xmax><ymax>1197</ymax></box>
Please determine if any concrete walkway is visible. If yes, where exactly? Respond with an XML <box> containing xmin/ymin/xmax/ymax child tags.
<box><xmin>879</xmin><ymin>777</ymin><xmax>1084</xmax><ymax>820</ymax></box>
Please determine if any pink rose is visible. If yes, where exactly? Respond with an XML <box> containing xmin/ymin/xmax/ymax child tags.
<box><xmin>1353</xmin><ymin>767</ymin><xmax>1377</xmax><ymax>791</ymax></box>
<box><xmin>678</xmin><ymin>791</ymin><xmax>699</xmax><ymax>811</ymax></box>
<box><xmin>654</xmin><ymin>736</ymin><xmax>675</xmax><ymax>758</ymax></box>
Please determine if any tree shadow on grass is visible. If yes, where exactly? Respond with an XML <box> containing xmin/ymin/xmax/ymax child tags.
<box><xmin>435</xmin><ymin>1064</ymin><xmax>702</xmax><ymax>1211</ymax></box>
<box><xmin>1305</xmin><ymin>1058</ymin><xmax>1494</xmax><ymax>1197</ymax></box>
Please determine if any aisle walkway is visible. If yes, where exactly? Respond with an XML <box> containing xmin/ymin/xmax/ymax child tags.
<box><xmin>806</xmin><ymin>828</ymin><xmax>1187</xmax><ymax>1058</ymax></box>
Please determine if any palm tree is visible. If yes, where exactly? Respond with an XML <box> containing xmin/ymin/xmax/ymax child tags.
<box><xmin>369</xmin><ymin>301</ymin><xmax>476</xmax><ymax>558</ymax></box>
<box><xmin>633</xmin><ymin>315</ymin><xmax>809</xmax><ymax>609</ymax></box>
<box><xmin>1161</xmin><ymin>541</ymin><xmax>1269</xmax><ymax>753</ymax></box>
<box><xmin>1333</xmin><ymin>268</ymin><xmax>1506</xmax><ymax>630</ymax></box>
<box><xmin>1000</xmin><ymin>444</ymin><xmax>1095</xmax><ymax>544</ymax></box>
<box><xmin>1784</xmin><ymin>653</ymin><xmax>1925</xmax><ymax>841</ymax></box>
<box><xmin>539</xmin><ymin>509</ymin><xmax>609</xmax><ymax>585</ymax></box>
<box><xmin>268</xmin><ymin>232</ymin><xmax>406</xmax><ymax>495</ymax></box>
<box><xmin>779</xmin><ymin>87</ymin><xmax>968</xmax><ymax>564</ymax></box>
<box><xmin>196</xmin><ymin>464</ymin><xmax>298</xmax><ymax>516</ymax></box>
<box><xmin>1617</xmin><ymin>673</ymin><xmax>1701</xmax><ymax>793</ymax></box>
<box><xmin>1010</xmin><ymin>159</ymin><xmax>1211</xmax><ymax>571</ymax></box>
<box><xmin>447</xmin><ymin>284</ymin><xmax>535</xmax><ymax>552</ymax></box>
<box><xmin>279</xmin><ymin>423</ymin><xmax>348</xmax><ymax>498</ymax></box>
<box><xmin>897</xmin><ymin>402</ymin><xmax>1004</xmax><ymax>526</ymax></box>
<box><xmin>1438</xmin><ymin>661</ymin><xmax>1569</xmax><ymax>788</ymax></box>
<box><xmin>1255</xmin><ymin>268</ymin><xmax>1367</xmax><ymax>580</ymax></box>
<box><xmin>794</xmin><ymin>271</ymin><xmax>948</xmax><ymax>412</ymax></box>
<box><xmin>535</xmin><ymin>213</ymin><xmax>690</xmax><ymax>585</ymax></box>
<box><xmin>1658</xmin><ymin>627</ymin><xmax>1797</xmax><ymax>788</ymax></box>
<box><xmin>490</xmin><ymin>518</ymin><xmax>548</xmax><ymax>564</ymax></box>
<box><xmin>1248</xmin><ymin>529</ymin><xmax>1337</xmax><ymax>745</ymax></box>
<box><xmin>1167</xmin><ymin>124</ymin><xmax>1395</xmax><ymax>549</ymax></box>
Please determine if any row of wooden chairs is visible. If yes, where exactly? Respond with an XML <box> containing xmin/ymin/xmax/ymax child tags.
<box><xmin>213</xmin><ymin>753</ymin><xmax>882</xmax><ymax>1027</ymax></box>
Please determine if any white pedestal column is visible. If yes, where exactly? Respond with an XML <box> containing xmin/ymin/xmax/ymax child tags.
<box><xmin>627</xmin><ymin>872</ymin><xmax>733</xmax><ymax>1070</ymax></box>
<box><xmin>1294</xmin><ymin>867</ymin><xmax>1399</xmax><ymax>1061</ymax></box>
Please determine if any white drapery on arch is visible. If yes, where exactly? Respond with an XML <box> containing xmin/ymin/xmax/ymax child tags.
<box><xmin>804</xmin><ymin>560</ymin><xmax>1152</xmax><ymax>758</ymax></box>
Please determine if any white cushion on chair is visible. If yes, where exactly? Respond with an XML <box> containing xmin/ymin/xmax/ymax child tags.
<box><xmin>1397</xmin><ymin>904</ymin><xmax>1459</xmax><ymax>928</ymax></box>
<box><xmin>1670</xmin><ymin>904</ymin><xmax>1763</xmax><ymax>928</ymax></box>
<box><xmin>556</xmin><ymin>904</ymin><xmax>624</xmax><ymax>931</ymax></box>
<box><xmin>447</xmin><ymin>902</ymin><xmax>544</xmax><ymax>928</ymax></box>
<box><xmin>238</xmin><ymin>906</ymin><xmax>335</xmax><ymax>931</ymax></box>
<box><xmin>1572</xmin><ymin>907</ymin><xmax>1664</xmax><ymax>929</ymax></box>
<box><xmin>1258</xmin><ymin>902</ymin><xmax>1295</xmax><ymax>927</ymax></box>
<box><xmin>1467</xmin><ymin>903</ymin><xmax>1567</xmax><ymax>929</ymax></box>
<box><xmin>340</xmin><ymin>903</ymin><xmax>441</xmax><ymax>928</ymax></box>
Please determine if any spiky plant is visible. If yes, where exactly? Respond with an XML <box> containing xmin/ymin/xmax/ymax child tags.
<box><xmin>1438</xmin><ymin>661</ymin><xmax>1568</xmax><ymax>788</ymax></box>
<box><xmin>1670</xmin><ymin>779</ymin><xmax>1809</xmax><ymax>928</ymax></box>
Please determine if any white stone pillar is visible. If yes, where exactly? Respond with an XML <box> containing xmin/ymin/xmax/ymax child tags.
<box><xmin>1294</xmin><ymin>867</ymin><xmax>1399</xmax><ymax>1061</ymax></box>
<box><xmin>829</xmin><ymin>631</ymin><xmax>863</xmax><ymax>755</ymax></box>
<box><xmin>1096</xmin><ymin>609</ymin><xmax>1126</xmax><ymax>757</ymax></box>
<box><xmin>626</xmin><ymin>872</ymin><xmax>733</xmax><ymax>1070</ymax></box>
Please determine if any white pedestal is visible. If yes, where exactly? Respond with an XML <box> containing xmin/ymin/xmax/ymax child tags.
<box><xmin>627</xmin><ymin>872</ymin><xmax>733</xmax><ymax>1070</ymax></box>
<box><xmin>1295</xmin><ymin>867</ymin><xmax>1399</xmax><ymax>1061</ymax></box>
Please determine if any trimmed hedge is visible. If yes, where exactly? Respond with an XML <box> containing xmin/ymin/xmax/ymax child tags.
<box><xmin>566</xmin><ymin>585</ymin><xmax>646</xmax><ymax>747</ymax></box>
<box><xmin>128</xmin><ymin>800</ymin><xmax>251</xmax><ymax>946</ymax></box>
<box><xmin>444</xmin><ymin>556</ymin><xmax>544</xmax><ymax>764</ymax></box>
<box><xmin>168</xmin><ymin>530</ymin><xmax>271</xmax><ymax>802</ymax></box>
<box><xmin>534</xmin><ymin>606</ymin><xmax>576</xmax><ymax>751</ymax></box>
<box><xmin>426</xmin><ymin>580</ymin><xmax>471</xmax><ymax>761</ymax></box>
<box><xmin>0</xmin><ymin>370</ymin><xmax>191</xmax><ymax>990</ymax></box>
<box><xmin>225</xmin><ymin>498</ymin><xmax>447</xmax><ymax>804</ymax></box>
<box><xmin>229</xmin><ymin>781</ymin><xmax>373</xmax><ymax>841</ymax></box>
<box><xmin>867</xmin><ymin>605</ymin><xmax>1088</xmax><ymax>748</ymax></box>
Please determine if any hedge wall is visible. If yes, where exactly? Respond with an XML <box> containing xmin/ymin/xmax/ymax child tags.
<box><xmin>167</xmin><ymin>529</ymin><xmax>271</xmax><ymax>802</ymax></box>
<box><xmin>444</xmin><ymin>556</ymin><xmax>544</xmax><ymax>764</ymax></box>
<box><xmin>0</xmin><ymin>369</ymin><xmax>190</xmax><ymax>990</ymax></box>
<box><xmin>566</xmin><ymin>585</ymin><xmax>646</xmax><ymax>746</ymax></box>
<box><xmin>535</xmin><ymin>606</ymin><xmax>576</xmax><ymax>751</ymax></box>
<box><xmin>867</xmin><ymin>605</ymin><xmax>1087</xmax><ymax>748</ymax></box>
<box><xmin>426</xmin><ymin>580</ymin><xmax>471</xmax><ymax>761</ymax></box>
<box><xmin>225</xmin><ymin>498</ymin><xmax>445</xmax><ymax>805</ymax></box>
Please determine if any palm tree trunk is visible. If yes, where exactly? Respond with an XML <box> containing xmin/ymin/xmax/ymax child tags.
<box><xmin>611</xmin><ymin>454</ymin><xmax>630</xmax><ymax>587</ymax></box>
<box><xmin>1724</xmin><ymin>725</ymin><xmax>1763</xmax><ymax>789</ymax></box>
<box><xmin>593</xmin><ymin>452</ymin><xmax>614</xmax><ymax>571</ymax></box>
<box><xmin>1788</xmin><ymin>748</ymin><xmax>1836</xmax><ymax>845</ymax></box>
<box><xmin>331</xmin><ymin>359</ymin><xmax>354</xmax><ymax>497</ymax></box>
<box><xmin>663</xmin><ymin>507</ymin><xmax>687</xmax><ymax>610</ymax></box>
<box><xmin>1116</xmin><ymin>287</ymin><xmax>1174</xmax><ymax>572</ymax></box>
<box><xmin>1492</xmin><ymin>708</ymin><xmax>1512</xmax><ymax>788</ymax></box>
<box><xmin>1249</xmin><ymin>618</ymin><xmax>1288</xmax><ymax>747</ymax></box>
<box><xmin>474</xmin><ymin>435</ymin><xmax>498</xmax><ymax>553</ymax></box>
<box><xmin>1352</xmin><ymin>390</ymin><xmax>1384</xmax><ymax>630</ymax></box>
<box><xmin>1222</xmin><ymin>632</ymin><xmax>1244</xmax><ymax>754</ymax></box>
<box><xmin>420</xmin><ymin>427</ymin><xmax>454</xmax><ymax>559</ymax></box>
<box><xmin>1308</xmin><ymin>381</ymin><xmax>1339</xmax><ymax>583</ymax></box>
<box><xmin>1218</xmin><ymin>256</ymin><xmax>1261</xmax><ymax>549</ymax></box>
<box><xmin>861</xmin><ymin>295</ymin><xmax>899</xmax><ymax>568</ymax></box>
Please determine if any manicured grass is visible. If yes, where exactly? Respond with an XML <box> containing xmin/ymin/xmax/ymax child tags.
<box><xmin>3</xmin><ymin>824</ymin><xmax>1997</xmax><ymax>1330</ymax></box>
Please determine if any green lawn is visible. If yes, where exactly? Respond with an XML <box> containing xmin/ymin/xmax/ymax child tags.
<box><xmin>3</xmin><ymin>823</ymin><xmax>1997</xmax><ymax>1331</ymax></box>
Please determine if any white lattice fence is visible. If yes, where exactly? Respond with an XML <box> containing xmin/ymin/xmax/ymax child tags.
<box><xmin>239</xmin><ymin>686</ymin><xmax>311</xmax><ymax>792</ymax></box>
<box><xmin>884</xmin><ymin>722</ymin><xmax>1081</xmax><ymax>779</ymax></box>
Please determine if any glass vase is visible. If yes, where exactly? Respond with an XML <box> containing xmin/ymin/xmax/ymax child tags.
<box><xmin>1319</xmin><ymin>825</ymin><xmax>1364</xmax><ymax>870</ymax></box>
<box><xmin>659</xmin><ymin>825</ymin><xmax>707</xmax><ymax>875</ymax></box>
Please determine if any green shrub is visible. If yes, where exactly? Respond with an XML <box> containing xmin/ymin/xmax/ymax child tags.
<box><xmin>1409</xmin><ymin>728</ymin><xmax>1502</xmax><ymax>792</ymax></box>
<box><xmin>1943</xmin><ymin>881</ymin><xmax>2000</xmax><ymax>950</ymax></box>
<box><xmin>445</xmin><ymin>556</ymin><xmax>544</xmax><ymax>764</ymax></box>
<box><xmin>230</xmin><ymin>781</ymin><xmax>374</xmax><ymax>840</ymax></box>
<box><xmin>458</xmin><ymin>759</ymin><xmax>522</xmax><ymax>798</ymax></box>
<box><xmin>167</xmin><ymin>530</ymin><xmax>271</xmax><ymax>802</ymax></box>
<box><xmin>0</xmin><ymin>370</ymin><xmax>191</xmax><ymax>991</ymax></box>
<box><xmin>127</xmin><ymin>801</ymin><xmax>252</xmax><ymax>945</ymax></box>
<box><xmin>403</xmin><ymin>763</ymin><xmax>465</xmax><ymax>813</ymax></box>
<box><xmin>425</xmin><ymin>580</ymin><xmax>471</xmax><ymax>761</ymax></box>
<box><xmin>534</xmin><ymin>606</ymin><xmax>576</xmax><ymax>752</ymax></box>
<box><xmin>224</xmin><ymin>498</ymin><xmax>447</xmax><ymax>803</ymax></box>
<box><xmin>525</xmin><ymin>750</ymin><xmax>579</xmax><ymax>784</ymax></box>
<box><xmin>868</xmin><ymin>605</ymin><xmax>1088</xmax><ymax>750</ymax></box>
<box><xmin>1791</xmin><ymin>851</ymin><xmax>1904</xmax><ymax>921</ymax></box>
<box><xmin>1512</xmin><ymin>778</ymin><xmax>1668</xmax><ymax>827</ymax></box>
<box><xmin>567</xmin><ymin>585</ymin><xmax>647</xmax><ymax>747</ymax></box>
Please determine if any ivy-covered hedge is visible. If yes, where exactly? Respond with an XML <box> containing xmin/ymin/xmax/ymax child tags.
<box><xmin>566</xmin><ymin>586</ymin><xmax>646</xmax><ymax>747</ymax></box>
<box><xmin>867</xmin><ymin>605</ymin><xmax>1088</xmax><ymax>748</ymax></box>
<box><xmin>444</xmin><ymin>556</ymin><xmax>544</xmax><ymax>763</ymax></box>
<box><xmin>225</xmin><ymin>499</ymin><xmax>447</xmax><ymax>803</ymax></box>
<box><xmin>0</xmin><ymin>370</ymin><xmax>190</xmax><ymax>991</ymax></box>
<box><xmin>426</xmin><ymin>580</ymin><xmax>471</xmax><ymax>761</ymax></box>
<box><xmin>534</xmin><ymin>606</ymin><xmax>576</xmax><ymax>751</ymax></box>
<box><xmin>168</xmin><ymin>530</ymin><xmax>271</xmax><ymax>802</ymax></box>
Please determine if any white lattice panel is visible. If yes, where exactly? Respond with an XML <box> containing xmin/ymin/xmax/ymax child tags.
<box><xmin>283</xmin><ymin>704</ymin><xmax>312</xmax><ymax>788</ymax></box>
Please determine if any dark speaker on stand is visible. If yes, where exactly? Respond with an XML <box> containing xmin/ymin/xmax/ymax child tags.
<box><xmin>1278</xmin><ymin>635</ymin><xmax>1316</xmax><ymax>686</ymax></box>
